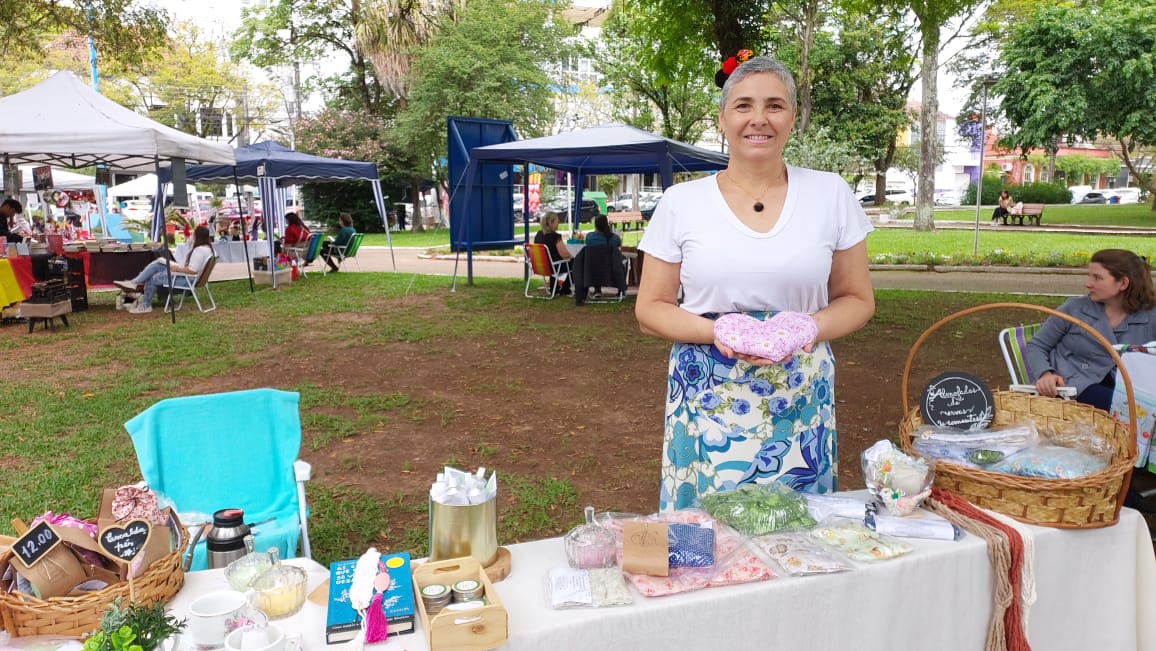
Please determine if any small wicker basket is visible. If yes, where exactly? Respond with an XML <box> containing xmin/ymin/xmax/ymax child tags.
<box><xmin>0</xmin><ymin>517</ymin><xmax>189</xmax><ymax>638</ymax></box>
<box><xmin>898</xmin><ymin>302</ymin><xmax>1138</xmax><ymax>529</ymax></box>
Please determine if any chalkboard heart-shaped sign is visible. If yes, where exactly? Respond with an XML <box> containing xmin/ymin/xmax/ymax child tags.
<box><xmin>920</xmin><ymin>371</ymin><xmax>995</xmax><ymax>430</ymax></box>
<box><xmin>99</xmin><ymin>519</ymin><xmax>152</xmax><ymax>563</ymax></box>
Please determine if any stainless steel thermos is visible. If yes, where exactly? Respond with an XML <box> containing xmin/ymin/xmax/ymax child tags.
<box><xmin>206</xmin><ymin>508</ymin><xmax>253</xmax><ymax>569</ymax></box>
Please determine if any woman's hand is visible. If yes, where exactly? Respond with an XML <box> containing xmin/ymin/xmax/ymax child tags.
<box><xmin>1035</xmin><ymin>371</ymin><xmax>1067</xmax><ymax>398</ymax></box>
<box><xmin>714</xmin><ymin>338</ymin><xmax>815</xmax><ymax>366</ymax></box>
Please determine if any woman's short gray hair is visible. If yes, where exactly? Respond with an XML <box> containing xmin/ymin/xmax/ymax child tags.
<box><xmin>719</xmin><ymin>56</ymin><xmax>798</xmax><ymax>112</ymax></box>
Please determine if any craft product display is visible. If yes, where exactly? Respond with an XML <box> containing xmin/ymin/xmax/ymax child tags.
<box><xmin>0</xmin><ymin>485</ymin><xmax>186</xmax><ymax>638</ymax></box>
<box><xmin>564</xmin><ymin>506</ymin><xmax>617</xmax><ymax>570</ymax></box>
<box><xmin>752</xmin><ymin>533</ymin><xmax>852</xmax><ymax>576</ymax></box>
<box><xmin>861</xmin><ymin>440</ymin><xmax>933</xmax><ymax>516</ymax></box>
<box><xmin>548</xmin><ymin>567</ymin><xmax>633</xmax><ymax>609</ymax></box>
<box><xmin>712</xmin><ymin>311</ymin><xmax>818</xmax><ymax>360</ymax></box>
<box><xmin>597</xmin><ymin>509</ymin><xmax>775</xmax><ymax>598</ymax></box>
<box><xmin>809</xmin><ymin>521</ymin><xmax>913</xmax><ymax>562</ymax></box>
<box><xmin>898</xmin><ymin>302</ymin><xmax>1139</xmax><ymax>529</ymax></box>
<box><xmin>910</xmin><ymin>422</ymin><xmax>1040</xmax><ymax>468</ymax></box>
<box><xmin>700</xmin><ymin>482</ymin><xmax>816</xmax><ymax>535</ymax></box>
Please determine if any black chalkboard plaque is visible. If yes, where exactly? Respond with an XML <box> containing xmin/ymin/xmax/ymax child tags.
<box><xmin>99</xmin><ymin>519</ymin><xmax>152</xmax><ymax>563</ymax></box>
<box><xmin>920</xmin><ymin>371</ymin><xmax>995</xmax><ymax>430</ymax></box>
<box><xmin>12</xmin><ymin>520</ymin><xmax>62</xmax><ymax>569</ymax></box>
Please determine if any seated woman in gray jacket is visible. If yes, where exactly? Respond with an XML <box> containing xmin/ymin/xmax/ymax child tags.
<box><xmin>1026</xmin><ymin>249</ymin><xmax>1156</xmax><ymax>410</ymax></box>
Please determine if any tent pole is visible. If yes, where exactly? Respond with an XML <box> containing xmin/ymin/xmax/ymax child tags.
<box><xmin>155</xmin><ymin>158</ymin><xmax>176</xmax><ymax>324</ymax></box>
<box><xmin>234</xmin><ymin>170</ymin><xmax>254</xmax><ymax>292</ymax></box>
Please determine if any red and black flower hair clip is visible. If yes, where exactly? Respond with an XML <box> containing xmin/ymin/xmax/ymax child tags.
<box><xmin>715</xmin><ymin>49</ymin><xmax>755</xmax><ymax>89</ymax></box>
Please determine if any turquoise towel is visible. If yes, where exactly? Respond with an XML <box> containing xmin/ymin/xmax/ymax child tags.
<box><xmin>125</xmin><ymin>388</ymin><xmax>302</xmax><ymax>569</ymax></box>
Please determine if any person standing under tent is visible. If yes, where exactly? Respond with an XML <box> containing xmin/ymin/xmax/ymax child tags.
<box><xmin>635</xmin><ymin>52</ymin><xmax>875</xmax><ymax>511</ymax></box>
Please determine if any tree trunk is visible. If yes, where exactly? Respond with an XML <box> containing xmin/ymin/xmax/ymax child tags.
<box><xmin>913</xmin><ymin>30</ymin><xmax>938</xmax><ymax>232</ymax></box>
<box><xmin>796</xmin><ymin>0</ymin><xmax>818</xmax><ymax>134</ymax></box>
<box><xmin>410</xmin><ymin>176</ymin><xmax>425</xmax><ymax>232</ymax></box>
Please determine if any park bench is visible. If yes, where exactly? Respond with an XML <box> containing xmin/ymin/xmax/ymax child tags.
<box><xmin>607</xmin><ymin>211</ymin><xmax>646</xmax><ymax>231</ymax></box>
<box><xmin>1000</xmin><ymin>202</ymin><xmax>1045</xmax><ymax>226</ymax></box>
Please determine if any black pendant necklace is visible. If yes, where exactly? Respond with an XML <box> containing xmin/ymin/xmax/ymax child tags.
<box><xmin>724</xmin><ymin>171</ymin><xmax>773</xmax><ymax>214</ymax></box>
<box><xmin>753</xmin><ymin>201</ymin><xmax>764</xmax><ymax>213</ymax></box>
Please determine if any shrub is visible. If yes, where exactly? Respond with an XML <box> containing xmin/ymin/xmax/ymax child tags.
<box><xmin>962</xmin><ymin>177</ymin><xmax>1073</xmax><ymax>205</ymax></box>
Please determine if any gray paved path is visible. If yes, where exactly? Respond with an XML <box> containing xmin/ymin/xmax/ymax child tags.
<box><xmin>209</xmin><ymin>246</ymin><xmax>1086</xmax><ymax>296</ymax></box>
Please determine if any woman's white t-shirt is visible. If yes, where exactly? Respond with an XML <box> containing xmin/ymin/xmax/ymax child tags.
<box><xmin>639</xmin><ymin>166</ymin><xmax>872</xmax><ymax>315</ymax></box>
<box><xmin>184</xmin><ymin>245</ymin><xmax>213</xmax><ymax>274</ymax></box>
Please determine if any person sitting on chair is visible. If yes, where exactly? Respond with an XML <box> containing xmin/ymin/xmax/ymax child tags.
<box><xmin>584</xmin><ymin>214</ymin><xmax>622</xmax><ymax>249</ymax></box>
<box><xmin>1026</xmin><ymin>249</ymin><xmax>1156</xmax><ymax>410</ymax></box>
<box><xmin>991</xmin><ymin>190</ymin><xmax>1014</xmax><ymax>224</ymax></box>
<box><xmin>281</xmin><ymin>212</ymin><xmax>310</xmax><ymax>253</ymax></box>
<box><xmin>115</xmin><ymin>225</ymin><xmax>215</xmax><ymax>314</ymax></box>
<box><xmin>1</xmin><ymin>198</ymin><xmax>30</xmax><ymax>243</ymax></box>
<box><xmin>533</xmin><ymin>212</ymin><xmax>572</xmax><ymax>295</ymax></box>
<box><xmin>321</xmin><ymin>212</ymin><xmax>356</xmax><ymax>272</ymax></box>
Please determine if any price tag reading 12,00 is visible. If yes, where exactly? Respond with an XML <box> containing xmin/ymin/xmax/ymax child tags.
<box><xmin>12</xmin><ymin>520</ymin><xmax>62</xmax><ymax>569</ymax></box>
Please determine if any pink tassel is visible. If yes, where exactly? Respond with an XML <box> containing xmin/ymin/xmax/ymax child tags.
<box><xmin>364</xmin><ymin>592</ymin><xmax>388</xmax><ymax>643</ymax></box>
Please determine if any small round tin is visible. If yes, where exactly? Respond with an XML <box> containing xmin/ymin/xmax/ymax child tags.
<box><xmin>420</xmin><ymin>583</ymin><xmax>452</xmax><ymax>615</ymax></box>
<box><xmin>451</xmin><ymin>579</ymin><xmax>484</xmax><ymax>602</ymax></box>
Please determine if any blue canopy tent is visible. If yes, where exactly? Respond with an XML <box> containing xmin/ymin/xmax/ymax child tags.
<box><xmin>158</xmin><ymin>141</ymin><xmax>395</xmax><ymax>288</ymax></box>
<box><xmin>451</xmin><ymin>123</ymin><xmax>729</xmax><ymax>286</ymax></box>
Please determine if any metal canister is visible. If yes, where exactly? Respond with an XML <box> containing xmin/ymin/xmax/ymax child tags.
<box><xmin>206</xmin><ymin>508</ymin><xmax>252</xmax><ymax>569</ymax></box>
<box><xmin>429</xmin><ymin>497</ymin><xmax>498</xmax><ymax>566</ymax></box>
<box><xmin>451</xmin><ymin>578</ymin><xmax>484</xmax><ymax>603</ymax></box>
<box><xmin>420</xmin><ymin>584</ymin><xmax>452</xmax><ymax>615</ymax></box>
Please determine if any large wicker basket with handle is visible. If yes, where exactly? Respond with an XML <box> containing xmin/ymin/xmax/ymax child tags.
<box><xmin>898</xmin><ymin>302</ymin><xmax>1138</xmax><ymax>529</ymax></box>
<box><xmin>0</xmin><ymin>516</ymin><xmax>189</xmax><ymax>638</ymax></box>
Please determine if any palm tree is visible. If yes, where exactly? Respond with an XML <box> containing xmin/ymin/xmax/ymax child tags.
<box><xmin>354</xmin><ymin>0</ymin><xmax>462</xmax><ymax>231</ymax></box>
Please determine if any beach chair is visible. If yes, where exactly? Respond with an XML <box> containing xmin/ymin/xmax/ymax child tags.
<box><xmin>161</xmin><ymin>256</ymin><xmax>218</xmax><ymax>312</ymax></box>
<box><xmin>998</xmin><ymin>322</ymin><xmax>1076</xmax><ymax>397</ymax></box>
<box><xmin>124</xmin><ymin>388</ymin><xmax>313</xmax><ymax>571</ymax></box>
<box><xmin>290</xmin><ymin>232</ymin><xmax>323</xmax><ymax>278</ymax></box>
<box><xmin>524</xmin><ymin>242</ymin><xmax>569</xmax><ymax>299</ymax></box>
<box><xmin>322</xmin><ymin>232</ymin><xmax>364</xmax><ymax>275</ymax></box>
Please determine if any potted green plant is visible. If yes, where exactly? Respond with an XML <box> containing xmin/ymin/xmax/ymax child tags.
<box><xmin>82</xmin><ymin>600</ymin><xmax>186</xmax><ymax>651</ymax></box>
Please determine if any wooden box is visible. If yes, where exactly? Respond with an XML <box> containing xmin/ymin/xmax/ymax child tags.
<box><xmin>18</xmin><ymin>300</ymin><xmax>72</xmax><ymax>318</ymax></box>
<box><xmin>412</xmin><ymin>556</ymin><xmax>507</xmax><ymax>651</ymax></box>
<box><xmin>253</xmin><ymin>268</ymin><xmax>292</xmax><ymax>286</ymax></box>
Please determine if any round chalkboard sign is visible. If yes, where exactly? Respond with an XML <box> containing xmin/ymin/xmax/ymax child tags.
<box><xmin>920</xmin><ymin>371</ymin><xmax>995</xmax><ymax>430</ymax></box>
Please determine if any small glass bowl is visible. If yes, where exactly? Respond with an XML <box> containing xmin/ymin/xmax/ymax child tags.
<box><xmin>250</xmin><ymin>563</ymin><xmax>308</xmax><ymax>619</ymax></box>
<box><xmin>564</xmin><ymin>506</ymin><xmax>617</xmax><ymax>570</ymax></box>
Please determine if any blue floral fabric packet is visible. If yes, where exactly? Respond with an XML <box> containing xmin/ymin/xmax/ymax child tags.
<box><xmin>668</xmin><ymin>523</ymin><xmax>715</xmax><ymax>568</ymax></box>
<box><xmin>988</xmin><ymin>445</ymin><xmax>1109</xmax><ymax>479</ymax></box>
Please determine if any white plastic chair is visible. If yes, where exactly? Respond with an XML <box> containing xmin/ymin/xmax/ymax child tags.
<box><xmin>161</xmin><ymin>256</ymin><xmax>218</xmax><ymax>313</ymax></box>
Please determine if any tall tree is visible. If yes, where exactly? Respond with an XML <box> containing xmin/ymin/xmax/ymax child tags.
<box><xmin>395</xmin><ymin>0</ymin><xmax>572</xmax><ymax>189</ymax></box>
<box><xmin>355</xmin><ymin>0</ymin><xmax>463</xmax><ymax>230</ymax></box>
<box><xmin>231</xmin><ymin>0</ymin><xmax>383</xmax><ymax>113</ymax></box>
<box><xmin>592</xmin><ymin>4</ymin><xmax>717</xmax><ymax>143</ymax></box>
<box><xmin>0</xmin><ymin>0</ymin><xmax>168</xmax><ymax>68</ymax></box>
<box><xmin>996</xmin><ymin>0</ymin><xmax>1156</xmax><ymax>208</ymax></box>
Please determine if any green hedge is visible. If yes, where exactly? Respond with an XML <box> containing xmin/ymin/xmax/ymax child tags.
<box><xmin>962</xmin><ymin>176</ymin><xmax>1072</xmax><ymax>205</ymax></box>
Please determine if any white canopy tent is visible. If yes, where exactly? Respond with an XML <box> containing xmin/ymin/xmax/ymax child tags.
<box><xmin>107</xmin><ymin>173</ymin><xmax>196</xmax><ymax>199</ymax></box>
<box><xmin>0</xmin><ymin>71</ymin><xmax>234</xmax><ymax>245</ymax></box>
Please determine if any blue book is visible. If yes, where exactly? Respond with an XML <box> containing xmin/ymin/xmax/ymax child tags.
<box><xmin>325</xmin><ymin>552</ymin><xmax>416</xmax><ymax>644</ymax></box>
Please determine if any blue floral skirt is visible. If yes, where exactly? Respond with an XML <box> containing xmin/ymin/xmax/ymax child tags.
<box><xmin>659</xmin><ymin>313</ymin><xmax>838</xmax><ymax>511</ymax></box>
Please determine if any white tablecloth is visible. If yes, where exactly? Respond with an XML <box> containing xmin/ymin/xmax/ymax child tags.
<box><xmin>167</xmin><ymin>507</ymin><xmax>1156</xmax><ymax>651</ymax></box>
<box><xmin>175</xmin><ymin>241</ymin><xmax>270</xmax><ymax>265</ymax></box>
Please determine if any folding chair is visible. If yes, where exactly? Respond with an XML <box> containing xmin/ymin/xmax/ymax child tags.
<box><xmin>161</xmin><ymin>256</ymin><xmax>217</xmax><ymax>313</ymax></box>
<box><xmin>573</xmin><ymin>245</ymin><xmax>628</xmax><ymax>305</ymax></box>
<box><xmin>124</xmin><ymin>388</ymin><xmax>312</xmax><ymax>571</ymax></box>
<box><xmin>289</xmin><ymin>232</ymin><xmax>323</xmax><ymax>278</ymax></box>
<box><xmin>322</xmin><ymin>232</ymin><xmax>364</xmax><ymax>275</ymax></box>
<box><xmin>524</xmin><ymin>242</ymin><xmax>570</xmax><ymax>299</ymax></box>
<box><xmin>998</xmin><ymin>322</ymin><xmax>1076</xmax><ymax>397</ymax></box>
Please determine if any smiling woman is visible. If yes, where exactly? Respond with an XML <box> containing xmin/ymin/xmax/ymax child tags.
<box><xmin>634</xmin><ymin>53</ymin><xmax>876</xmax><ymax>512</ymax></box>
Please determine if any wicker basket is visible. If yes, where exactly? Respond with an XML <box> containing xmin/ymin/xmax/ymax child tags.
<box><xmin>898</xmin><ymin>302</ymin><xmax>1139</xmax><ymax>529</ymax></box>
<box><xmin>0</xmin><ymin>517</ymin><xmax>189</xmax><ymax>638</ymax></box>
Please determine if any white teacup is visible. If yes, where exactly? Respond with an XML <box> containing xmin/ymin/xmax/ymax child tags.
<box><xmin>188</xmin><ymin>590</ymin><xmax>260</xmax><ymax>648</ymax></box>
<box><xmin>223</xmin><ymin>623</ymin><xmax>292</xmax><ymax>651</ymax></box>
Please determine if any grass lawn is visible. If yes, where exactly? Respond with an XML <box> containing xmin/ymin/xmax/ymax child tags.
<box><xmin>921</xmin><ymin>202</ymin><xmax>1156</xmax><ymax>227</ymax></box>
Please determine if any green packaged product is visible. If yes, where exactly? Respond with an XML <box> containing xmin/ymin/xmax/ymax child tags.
<box><xmin>699</xmin><ymin>483</ymin><xmax>816</xmax><ymax>536</ymax></box>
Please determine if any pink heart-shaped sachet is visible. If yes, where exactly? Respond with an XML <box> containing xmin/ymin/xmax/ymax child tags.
<box><xmin>713</xmin><ymin>311</ymin><xmax>818</xmax><ymax>360</ymax></box>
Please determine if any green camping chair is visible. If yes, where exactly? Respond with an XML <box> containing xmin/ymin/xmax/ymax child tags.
<box><xmin>323</xmin><ymin>232</ymin><xmax>364</xmax><ymax>275</ymax></box>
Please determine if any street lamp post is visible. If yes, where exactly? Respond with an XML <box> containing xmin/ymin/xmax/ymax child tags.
<box><xmin>972</xmin><ymin>77</ymin><xmax>995</xmax><ymax>256</ymax></box>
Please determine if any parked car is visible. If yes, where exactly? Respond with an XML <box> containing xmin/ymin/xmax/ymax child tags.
<box><xmin>120</xmin><ymin>199</ymin><xmax>153</xmax><ymax>223</ymax></box>
<box><xmin>1067</xmin><ymin>185</ymin><xmax>1093</xmax><ymax>204</ymax></box>
<box><xmin>535</xmin><ymin>197</ymin><xmax>600</xmax><ymax>223</ymax></box>
<box><xmin>934</xmin><ymin>190</ymin><xmax>962</xmax><ymax>206</ymax></box>
<box><xmin>858</xmin><ymin>189</ymin><xmax>913</xmax><ymax>206</ymax></box>
<box><xmin>1077</xmin><ymin>191</ymin><xmax>1109</xmax><ymax>205</ymax></box>
<box><xmin>1108</xmin><ymin>188</ymin><xmax>1142</xmax><ymax>204</ymax></box>
<box><xmin>638</xmin><ymin>196</ymin><xmax>661</xmax><ymax>220</ymax></box>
